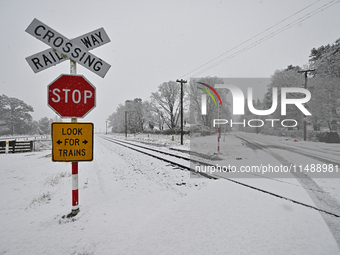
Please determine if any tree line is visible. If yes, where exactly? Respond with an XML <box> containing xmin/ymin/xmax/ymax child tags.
<box><xmin>0</xmin><ymin>94</ymin><xmax>60</xmax><ymax>136</ymax></box>
<box><xmin>255</xmin><ymin>38</ymin><xmax>340</xmax><ymax>133</ymax></box>
<box><xmin>108</xmin><ymin>37</ymin><xmax>340</xmax><ymax>134</ymax></box>
<box><xmin>107</xmin><ymin>77</ymin><xmax>232</xmax><ymax>133</ymax></box>
<box><xmin>108</xmin><ymin>81</ymin><xmax>185</xmax><ymax>133</ymax></box>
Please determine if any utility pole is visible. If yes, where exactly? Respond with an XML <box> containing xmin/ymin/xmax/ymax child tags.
<box><xmin>298</xmin><ymin>69</ymin><xmax>315</xmax><ymax>141</ymax></box>
<box><xmin>217</xmin><ymin>99</ymin><xmax>222</xmax><ymax>153</ymax></box>
<box><xmin>125</xmin><ymin>111</ymin><xmax>128</xmax><ymax>138</ymax></box>
<box><xmin>176</xmin><ymin>79</ymin><xmax>187</xmax><ymax>145</ymax></box>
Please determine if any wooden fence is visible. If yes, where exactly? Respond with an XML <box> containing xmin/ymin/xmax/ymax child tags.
<box><xmin>0</xmin><ymin>140</ymin><xmax>34</xmax><ymax>153</ymax></box>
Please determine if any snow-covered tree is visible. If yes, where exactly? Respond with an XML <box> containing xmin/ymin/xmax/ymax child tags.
<box><xmin>0</xmin><ymin>94</ymin><xmax>34</xmax><ymax>135</ymax></box>
<box><xmin>189</xmin><ymin>76</ymin><xmax>230</xmax><ymax>128</ymax></box>
<box><xmin>151</xmin><ymin>81</ymin><xmax>181</xmax><ymax>129</ymax></box>
<box><xmin>263</xmin><ymin>66</ymin><xmax>305</xmax><ymax>130</ymax></box>
<box><xmin>308</xmin><ymin>77</ymin><xmax>340</xmax><ymax>131</ymax></box>
<box><xmin>310</xmin><ymin>38</ymin><xmax>340</xmax><ymax>78</ymax></box>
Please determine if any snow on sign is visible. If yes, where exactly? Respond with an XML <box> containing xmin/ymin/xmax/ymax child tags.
<box><xmin>25</xmin><ymin>18</ymin><xmax>111</xmax><ymax>78</ymax></box>
<box><xmin>26</xmin><ymin>27</ymin><xmax>110</xmax><ymax>74</ymax></box>
<box><xmin>51</xmin><ymin>122</ymin><xmax>93</xmax><ymax>162</ymax></box>
<box><xmin>48</xmin><ymin>74</ymin><xmax>96</xmax><ymax>118</ymax></box>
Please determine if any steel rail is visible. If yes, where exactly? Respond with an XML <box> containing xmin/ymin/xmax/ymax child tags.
<box><xmin>99</xmin><ymin>135</ymin><xmax>340</xmax><ymax>218</ymax></box>
<box><xmin>98</xmin><ymin>135</ymin><xmax>218</xmax><ymax>179</ymax></box>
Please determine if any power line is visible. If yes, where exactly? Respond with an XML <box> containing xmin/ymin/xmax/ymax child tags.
<box><xmin>179</xmin><ymin>0</ymin><xmax>339</xmax><ymax>79</ymax></box>
<box><xmin>178</xmin><ymin>0</ymin><xmax>321</xmax><ymax>79</ymax></box>
<box><xmin>191</xmin><ymin>2</ymin><xmax>338</xmax><ymax>77</ymax></box>
<box><xmin>192</xmin><ymin>0</ymin><xmax>340</xmax><ymax>77</ymax></box>
<box><xmin>190</xmin><ymin>0</ymin><xmax>340</xmax><ymax>78</ymax></box>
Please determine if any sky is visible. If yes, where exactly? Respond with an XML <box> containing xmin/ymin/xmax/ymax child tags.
<box><xmin>0</xmin><ymin>0</ymin><xmax>339</xmax><ymax>132</ymax></box>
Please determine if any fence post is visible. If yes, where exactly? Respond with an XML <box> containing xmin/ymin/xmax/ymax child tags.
<box><xmin>5</xmin><ymin>141</ymin><xmax>9</xmax><ymax>154</ymax></box>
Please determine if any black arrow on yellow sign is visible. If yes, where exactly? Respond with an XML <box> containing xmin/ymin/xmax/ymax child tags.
<box><xmin>57</xmin><ymin>140</ymin><xmax>62</xmax><ymax>145</ymax></box>
<box><xmin>82</xmin><ymin>140</ymin><xmax>88</xmax><ymax>145</ymax></box>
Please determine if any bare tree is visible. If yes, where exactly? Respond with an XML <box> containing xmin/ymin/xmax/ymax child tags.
<box><xmin>151</xmin><ymin>81</ymin><xmax>181</xmax><ymax>129</ymax></box>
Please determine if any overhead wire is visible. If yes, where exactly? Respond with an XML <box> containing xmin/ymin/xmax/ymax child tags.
<box><xmin>178</xmin><ymin>0</ymin><xmax>340</xmax><ymax>79</ymax></box>
<box><xmin>178</xmin><ymin>0</ymin><xmax>321</xmax><ymax>79</ymax></box>
<box><xmin>191</xmin><ymin>0</ymin><xmax>339</xmax><ymax>78</ymax></box>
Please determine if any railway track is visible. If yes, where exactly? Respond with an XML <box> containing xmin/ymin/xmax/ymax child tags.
<box><xmin>98</xmin><ymin>135</ymin><xmax>218</xmax><ymax>179</ymax></box>
<box><xmin>234</xmin><ymin>133</ymin><xmax>340</xmax><ymax>247</ymax></box>
<box><xmin>98</xmin><ymin>134</ymin><xmax>340</xmax><ymax>219</ymax></box>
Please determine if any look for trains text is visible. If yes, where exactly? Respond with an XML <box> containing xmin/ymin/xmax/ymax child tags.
<box><xmin>58</xmin><ymin>128</ymin><xmax>86</xmax><ymax>157</ymax></box>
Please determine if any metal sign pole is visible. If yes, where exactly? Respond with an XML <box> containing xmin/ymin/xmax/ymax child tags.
<box><xmin>70</xmin><ymin>59</ymin><xmax>79</xmax><ymax>216</ymax></box>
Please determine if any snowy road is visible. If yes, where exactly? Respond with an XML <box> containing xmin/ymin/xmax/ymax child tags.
<box><xmin>229</xmin><ymin>132</ymin><xmax>340</xmax><ymax>249</ymax></box>
<box><xmin>1</xmin><ymin>134</ymin><xmax>340</xmax><ymax>254</ymax></box>
<box><xmin>236</xmin><ymin>132</ymin><xmax>340</xmax><ymax>166</ymax></box>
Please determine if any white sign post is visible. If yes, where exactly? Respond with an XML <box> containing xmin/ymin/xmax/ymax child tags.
<box><xmin>25</xmin><ymin>18</ymin><xmax>111</xmax><ymax>78</ymax></box>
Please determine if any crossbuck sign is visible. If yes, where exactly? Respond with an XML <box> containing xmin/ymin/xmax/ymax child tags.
<box><xmin>25</xmin><ymin>18</ymin><xmax>111</xmax><ymax>78</ymax></box>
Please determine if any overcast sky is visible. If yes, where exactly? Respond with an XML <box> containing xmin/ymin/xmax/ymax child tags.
<box><xmin>0</xmin><ymin>0</ymin><xmax>339</xmax><ymax>132</ymax></box>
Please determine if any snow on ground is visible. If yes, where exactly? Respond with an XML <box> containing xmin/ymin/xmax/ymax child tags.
<box><xmin>1</xmin><ymin>133</ymin><xmax>339</xmax><ymax>254</ymax></box>
<box><xmin>234</xmin><ymin>132</ymin><xmax>340</xmax><ymax>204</ymax></box>
<box><xmin>113</xmin><ymin>133</ymin><xmax>190</xmax><ymax>149</ymax></box>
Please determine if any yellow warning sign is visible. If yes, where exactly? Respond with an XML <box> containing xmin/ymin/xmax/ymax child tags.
<box><xmin>51</xmin><ymin>122</ymin><xmax>93</xmax><ymax>162</ymax></box>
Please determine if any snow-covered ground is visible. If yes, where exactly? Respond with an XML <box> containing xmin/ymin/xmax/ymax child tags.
<box><xmin>1</xmin><ymin>132</ymin><xmax>340</xmax><ymax>254</ymax></box>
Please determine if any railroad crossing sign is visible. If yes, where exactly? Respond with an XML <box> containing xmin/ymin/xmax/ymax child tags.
<box><xmin>48</xmin><ymin>74</ymin><xmax>96</xmax><ymax>118</ymax></box>
<box><xmin>51</xmin><ymin>122</ymin><xmax>94</xmax><ymax>162</ymax></box>
<box><xmin>25</xmin><ymin>18</ymin><xmax>111</xmax><ymax>78</ymax></box>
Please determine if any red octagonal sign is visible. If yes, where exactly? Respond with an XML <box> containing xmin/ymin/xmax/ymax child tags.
<box><xmin>48</xmin><ymin>74</ymin><xmax>96</xmax><ymax>118</ymax></box>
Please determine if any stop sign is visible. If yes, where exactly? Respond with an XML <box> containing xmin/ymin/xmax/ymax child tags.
<box><xmin>48</xmin><ymin>74</ymin><xmax>96</xmax><ymax>118</ymax></box>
